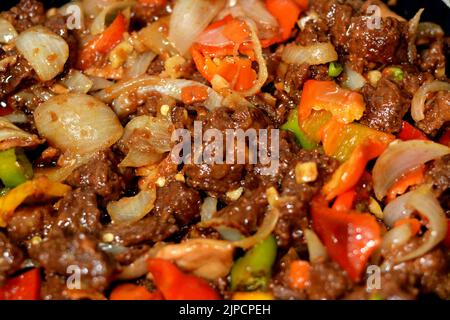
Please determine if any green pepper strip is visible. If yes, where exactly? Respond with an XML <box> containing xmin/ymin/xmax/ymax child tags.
<box><xmin>230</xmin><ymin>235</ymin><xmax>277</xmax><ymax>291</ymax></box>
<box><xmin>384</xmin><ymin>67</ymin><xmax>404</xmax><ymax>81</ymax></box>
<box><xmin>0</xmin><ymin>148</ymin><xmax>33</xmax><ymax>188</ymax></box>
<box><xmin>328</xmin><ymin>62</ymin><xmax>343</xmax><ymax>77</ymax></box>
<box><xmin>281</xmin><ymin>108</ymin><xmax>317</xmax><ymax>150</ymax></box>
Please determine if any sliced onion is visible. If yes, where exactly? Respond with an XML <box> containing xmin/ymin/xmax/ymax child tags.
<box><xmin>0</xmin><ymin>117</ymin><xmax>43</xmax><ymax>151</ymax></box>
<box><xmin>34</xmin><ymin>93</ymin><xmax>124</xmax><ymax>156</ymax></box>
<box><xmin>36</xmin><ymin>153</ymin><xmax>95</xmax><ymax>183</ymax></box>
<box><xmin>0</xmin><ymin>111</ymin><xmax>28</xmax><ymax>124</ymax></box>
<box><xmin>16</xmin><ymin>26</ymin><xmax>69</xmax><ymax>82</ymax></box>
<box><xmin>107</xmin><ymin>189</ymin><xmax>156</xmax><ymax>224</ymax></box>
<box><xmin>168</xmin><ymin>0</ymin><xmax>226</xmax><ymax>55</ymax></box>
<box><xmin>411</xmin><ymin>80</ymin><xmax>450</xmax><ymax>122</ymax></box>
<box><xmin>137</xmin><ymin>18</ymin><xmax>178</xmax><ymax>56</ymax></box>
<box><xmin>381</xmin><ymin>223</ymin><xmax>412</xmax><ymax>251</ymax></box>
<box><xmin>373</xmin><ymin>140</ymin><xmax>450</xmax><ymax>200</ymax></box>
<box><xmin>155</xmin><ymin>239</ymin><xmax>234</xmax><ymax>280</ymax></box>
<box><xmin>61</xmin><ymin>70</ymin><xmax>93</xmax><ymax>94</ymax></box>
<box><xmin>200</xmin><ymin>196</ymin><xmax>218</xmax><ymax>221</ymax></box>
<box><xmin>97</xmin><ymin>75</ymin><xmax>223</xmax><ymax>110</ymax></box>
<box><xmin>383</xmin><ymin>191</ymin><xmax>415</xmax><ymax>227</ymax></box>
<box><xmin>215</xmin><ymin>226</ymin><xmax>244</xmax><ymax>241</ymax></box>
<box><xmin>90</xmin><ymin>0</ymin><xmax>135</xmax><ymax>35</ymax></box>
<box><xmin>281</xmin><ymin>42</ymin><xmax>338</xmax><ymax>65</ymax></box>
<box><xmin>88</xmin><ymin>76</ymin><xmax>114</xmax><ymax>92</ymax></box>
<box><xmin>119</xmin><ymin>116</ymin><xmax>173</xmax><ymax>168</ymax></box>
<box><xmin>407</xmin><ymin>8</ymin><xmax>424</xmax><ymax>64</ymax></box>
<box><xmin>395</xmin><ymin>186</ymin><xmax>447</xmax><ymax>263</ymax></box>
<box><xmin>0</xmin><ymin>18</ymin><xmax>18</xmax><ymax>43</ymax></box>
<box><xmin>125</xmin><ymin>51</ymin><xmax>156</xmax><ymax>79</ymax></box>
<box><xmin>304</xmin><ymin>229</ymin><xmax>328</xmax><ymax>263</ymax></box>
<box><xmin>239</xmin><ymin>0</ymin><xmax>279</xmax><ymax>39</ymax></box>
<box><xmin>342</xmin><ymin>65</ymin><xmax>366</xmax><ymax>90</ymax></box>
<box><xmin>82</xmin><ymin>0</ymin><xmax>113</xmax><ymax>18</ymax></box>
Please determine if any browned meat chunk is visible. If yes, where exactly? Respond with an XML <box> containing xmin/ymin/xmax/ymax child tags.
<box><xmin>0</xmin><ymin>53</ymin><xmax>35</xmax><ymax>102</ymax></box>
<box><xmin>0</xmin><ymin>232</ymin><xmax>24</xmax><ymax>285</ymax></box>
<box><xmin>6</xmin><ymin>205</ymin><xmax>54</xmax><ymax>242</ymax></box>
<box><xmin>426</xmin><ymin>154</ymin><xmax>450</xmax><ymax>197</ymax></box>
<box><xmin>419</xmin><ymin>39</ymin><xmax>446</xmax><ymax>77</ymax></box>
<box><xmin>29</xmin><ymin>232</ymin><xmax>114</xmax><ymax>291</ymax></box>
<box><xmin>416</xmin><ymin>91</ymin><xmax>450</xmax><ymax>135</ymax></box>
<box><xmin>0</xmin><ymin>0</ymin><xmax>45</xmax><ymax>33</ymax></box>
<box><xmin>361</xmin><ymin>78</ymin><xmax>410</xmax><ymax>133</ymax></box>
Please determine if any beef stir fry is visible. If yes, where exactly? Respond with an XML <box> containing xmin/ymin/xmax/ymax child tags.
<box><xmin>0</xmin><ymin>0</ymin><xmax>449</xmax><ymax>300</ymax></box>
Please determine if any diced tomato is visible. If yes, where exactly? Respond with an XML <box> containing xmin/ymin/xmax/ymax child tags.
<box><xmin>110</xmin><ymin>284</ymin><xmax>163</xmax><ymax>300</ymax></box>
<box><xmin>0</xmin><ymin>268</ymin><xmax>40</xmax><ymax>300</ymax></box>
<box><xmin>398</xmin><ymin>121</ymin><xmax>428</xmax><ymax>141</ymax></box>
<box><xmin>311</xmin><ymin>196</ymin><xmax>381</xmax><ymax>282</ymax></box>
<box><xmin>181</xmin><ymin>85</ymin><xmax>209</xmax><ymax>104</ymax></box>
<box><xmin>147</xmin><ymin>258</ymin><xmax>221</xmax><ymax>300</ymax></box>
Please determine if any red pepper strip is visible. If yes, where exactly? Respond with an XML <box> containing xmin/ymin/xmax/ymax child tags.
<box><xmin>261</xmin><ymin>0</ymin><xmax>302</xmax><ymax>47</ymax></box>
<box><xmin>398</xmin><ymin>121</ymin><xmax>428</xmax><ymax>141</ymax></box>
<box><xmin>311</xmin><ymin>196</ymin><xmax>381</xmax><ymax>282</ymax></box>
<box><xmin>0</xmin><ymin>104</ymin><xmax>13</xmax><ymax>117</ymax></box>
<box><xmin>298</xmin><ymin>80</ymin><xmax>365</xmax><ymax>124</ymax></box>
<box><xmin>147</xmin><ymin>258</ymin><xmax>221</xmax><ymax>300</ymax></box>
<box><xmin>78</xmin><ymin>13</ymin><xmax>127</xmax><ymax>70</ymax></box>
<box><xmin>439</xmin><ymin>128</ymin><xmax>450</xmax><ymax>147</ymax></box>
<box><xmin>322</xmin><ymin>139</ymin><xmax>387</xmax><ymax>201</ymax></box>
<box><xmin>332</xmin><ymin>189</ymin><xmax>357</xmax><ymax>211</ymax></box>
<box><xmin>181</xmin><ymin>85</ymin><xmax>209</xmax><ymax>104</ymax></box>
<box><xmin>394</xmin><ymin>218</ymin><xmax>422</xmax><ymax>236</ymax></box>
<box><xmin>386</xmin><ymin>164</ymin><xmax>425</xmax><ymax>201</ymax></box>
<box><xmin>444</xmin><ymin>220</ymin><xmax>450</xmax><ymax>248</ymax></box>
<box><xmin>0</xmin><ymin>268</ymin><xmax>40</xmax><ymax>300</ymax></box>
<box><xmin>110</xmin><ymin>284</ymin><xmax>163</xmax><ymax>300</ymax></box>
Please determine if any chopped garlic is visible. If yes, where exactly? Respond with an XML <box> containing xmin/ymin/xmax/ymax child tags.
<box><xmin>295</xmin><ymin>162</ymin><xmax>318</xmax><ymax>184</ymax></box>
<box><xmin>109</xmin><ymin>41</ymin><xmax>134</xmax><ymax>69</ymax></box>
<box><xmin>102</xmin><ymin>233</ymin><xmax>114</xmax><ymax>243</ymax></box>
<box><xmin>226</xmin><ymin>187</ymin><xmax>244</xmax><ymax>201</ymax></box>
<box><xmin>160</xmin><ymin>104</ymin><xmax>170</xmax><ymax>117</ymax></box>
<box><xmin>156</xmin><ymin>177</ymin><xmax>166</xmax><ymax>187</ymax></box>
<box><xmin>369</xmin><ymin>197</ymin><xmax>383</xmax><ymax>219</ymax></box>
<box><xmin>164</xmin><ymin>55</ymin><xmax>186</xmax><ymax>79</ymax></box>
<box><xmin>367</xmin><ymin>70</ymin><xmax>382</xmax><ymax>87</ymax></box>
<box><xmin>175</xmin><ymin>173</ymin><xmax>185</xmax><ymax>182</ymax></box>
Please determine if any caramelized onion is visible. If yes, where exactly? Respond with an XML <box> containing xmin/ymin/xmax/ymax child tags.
<box><xmin>281</xmin><ymin>42</ymin><xmax>338</xmax><ymax>65</ymax></box>
<box><xmin>304</xmin><ymin>229</ymin><xmax>328</xmax><ymax>263</ymax></box>
<box><xmin>0</xmin><ymin>18</ymin><xmax>17</xmax><ymax>43</ymax></box>
<box><xmin>381</xmin><ymin>223</ymin><xmax>412</xmax><ymax>251</ymax></box>
<box><xmin>0</xmin><ymin>118</ymin><xmax>43</xmax><ymax>151</ymax></box>
<box><xmin>373</xmin><ymin>140</ymin><xmax>450</xmax><ymax>200</ymax></box>
<box><xmin>411</xmin><ymin>80</ymin><xmax>450</xmax><ymax>122</ymax></box>
<box><xmin>61</xmin><ymin>70</ymin><xmax>93</xmax><ymax>94</ymax></box>
<box><xmin>107</xmin><ymin>189</ymin><xmax>156</xmax><ymax>224</ymax></box>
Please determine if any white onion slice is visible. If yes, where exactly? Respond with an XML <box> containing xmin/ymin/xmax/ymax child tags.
<box><xmin>125</xmin><ymin>51</ymin><xmax>156</xmax><ymax>79</ymax></box>
<box><xmin>200</xmin><ymin>196</ymin><xmax>218</xmax><ymax>221</ymax></box>
<box><xmin>342</xmin><ymin>65</ymin><xmax>366</xmax><ymax>90</ymax></box>
<box><xmin>304</xmin><ymin>228</ymin><xmax>328</xmax><ymax>263</ymax></box>
<box><xmin>88</xmin><ymin>76</ymin><xmax>114</xmax><ymax>92</ymax></box>
<box><xmin>395</xmin><ymin>186</ymin><xmax>447</xmax><ymax>263</ymax></box>
<box><xmin>34</xmin><ymin>93</ymin><xmax>124</xmax><ymax>155</ymax></box>
<box><xmin>168</xmin><ymin>0</ymin><xmax>226</xmax><ymax>55</ymax></box>
<box><xmin>382</xmin><ymin>223</ymin><xmax>412</xmax><ymax>251</ymax></box>
<box><xmin>239</xmin><ymin>0</ymin><xmax>279</xmax><ymax>39</ymax></box>
<box><xmin>61</xmin><ymin>70</ymin><xmax>93</xmax><ymax>94</ymax></box>
<box><xmin>97</xmin><ymin>75</ymin><xmax>223</xmax><ymax>110</ymax></box>
<box><xmin>137</xmin><ymin>19</ymin><xmax>178</xmax><ymax>56</ymax></box>
<box><xmin>0</xmin><ymin>112</ymin><xmax>28</xmax><ymax>124</ymax></box>
<box><xmin>107</xmin><ymin>189</ymin><xmax>156</xmax><ymax>225</ymax></box>
<box><xmin>407</xmin><ymin>8</ymin><xmax>424</xmax><ymax>64</ymax></box>
<box><xmin>373</xmin><ymin>140</ymin><xmax>450</xmax><ymax>200</ymax></box>
<box><xmin>383</xmin><ymin>191</ymin><xmax>415</xmax><ymax>227</ymax></box>
<box><xmin>16</xmin><ymin>26</ymin><xmax>69</xmax><ymax>82</ymax></box>
<box><xmin>411</xmin><ymin>81</ymin><xmax>450</xmax><ymax>122</ymax></box>
<box><xmin>155</xmin><ymin>239</ymin><xmax>234</xmax><ymax>280</ymax></box>
<box><xmin>90</xmin><ymin>0</ymin><xmax>135</xmax><ymax>35</ymax></box>
<box><xmin>0</xmin><ymin>117</ymin><xmax>43</xmax><ymax>151</ymax></box>
<box><xmin>281</xmin><ymin>42</ymin><xmax>338</xmax><ymax>65</ymax></box>
<box><xmin>0</xmin><ymin>18</ymin><xmax>17</xmax><ymax>43</ymax></box>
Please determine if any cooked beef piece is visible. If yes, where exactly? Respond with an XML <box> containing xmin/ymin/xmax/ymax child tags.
<box><xmin>425</xmin><ymin>154</ymin><xmax>450</xmax><ymax>197</ymax></box>
<box><xmin>360</xmin><ymin>78</ymin><xmax>410</xmax><ymax>133</ymax></box>
<box><xmin>113</xmin><ymin>245</ymin><xmax>151</xmax><ymax>266</ymax></box>
<box><xmin>275</xmin><ymin>149</ymin><xmax>339</xmax><ymax>248</ymax></box>
<box><xmin>44</xmin><ymin>14</ymin><xmax>79</xmax><ymax>70</ymax></box>
<box><xmin>40</xmin><ymin>273</ymin><xmax>70</xmax><ymax>300</ymax></box>
<box><xmin>66</xmin><ymin>150</ymin><xmax>126</xmax><ymax>204</ymax></box>
<box><xmin>29</xmin><ymin>232</ymin><xmax>114</xmax><ymax>291</ymax></box>
<box><xmin>282</xmin><ymin>63</ymin><xmax>309</xmax><ymax>102</ymax></box>
<box><xmin>0</xmin><ymin>53</ymin><xmax>35</xmax><ymax>102</ymax></box>
<box><xmin>416</xmin><ymin>91</ymin><xmax>450</xmax><ymax>135</ymax></box>
<box><xmin>103</xmin><ymin>212</ymin><xmax>178</xmax><ymax>246</ymax></box>
<box><xmin>400</xmin><ymin>66</ymin><xmax>434</xmax><ymax>98</ymax></box>
<box><xmin>296</xmin><ymin>18</ymin><xmax>329</xmax><ymax>46</ymax></box>
<box><xmin>7</xmin><ymin>205</ymin><xmax>54</xmax><ymax>242</ymax></box>
<box><xmin>55</xmin><ymin>189</ymin><xmax>102</xmax><ymax>235</ymax></box>
<box><xmin>153</xmin><ymin>181</ymin><xmax>201</xmax><ymax>225</ymax></box>
<box><xmin>419</xmin><ymin>39</ymin><xmax>446</xmax><ymax>77</ymax></box>
<box><xmin>0</xmin><ymin>0</ymin><xmax>45</xmax><ymax>33</ymax></box>
<box><xmin>306</xmin><ymin>261</ymin><xmax>353</xmax><ymax>300</ymax></box>
<box><xmin>0</xmin><ymin>232</ymin><xmax>24</xmax><ymax>285</ymax></box>
<box><xmin>248</xmin><ymin>93</ymin><xmax>287</xmax><ymax>127</ymax></box>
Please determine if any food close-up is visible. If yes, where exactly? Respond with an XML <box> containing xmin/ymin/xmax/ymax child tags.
<box><xmin>0</xmin><ymin>0</ymin><xmax>449</xmax><ymax>301</ymax></box>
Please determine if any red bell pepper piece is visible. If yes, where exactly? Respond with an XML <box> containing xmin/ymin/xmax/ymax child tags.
<box><xmin>78</xmin><ymin>13</ymin><xmax>127</xmax><ymax>70</ymax></box>
<box><xmin>398</xmin><ymin>121</ymin><xmax>428</xmax><ymax>141</ymax></box>
<box><xmin>332</xmin><ymin>189</ymin><xmax>357</xmax><ymax>211</ymax></box>
<box><xmin>298</xmin><ymin>80</ymin><xmax>365</xmax><ymax>124</ymax></box>
<box><xmin>110</xmin><ymin>284</ymin><xmax>163</xmax><ymax>300</ymax></box>
<box><xmin>311</xmin><ymin>196</ymin><xmax>381</xmax><ymax>282</ymax></box>
<box><xmin>261</xmin><ymin>0</ymin><xmax>302</xmax><ymax>47</ymax></box>
<box><xmin>0</xmin><ymin>104</ymin><xmax>13</xmax><ymax>117</ymax></box>
<box><xmin>181</xmin><ymin>86</ymin><xmax>209</xmax><ymax>104</ymax></box>
<box><xmin>0</xmin><ymin>268</ymin><xmax>40</xmax><ymax>300</ymax></box>
<box><xmin>147</xmin><ymin>258</ymin><xmax>221</xmax><ymax>300</ymax></box>
<box><xmin>386</xmin><ymin>164</ymin><xmax>425</xmax><ymax>201</ymax></box>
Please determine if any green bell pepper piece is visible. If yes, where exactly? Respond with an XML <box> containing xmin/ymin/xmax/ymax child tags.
<box><xmin>328</xmin><ymin>62</ymin><xmax>343</xmax><ymax>77</ymax></box>
<box><xmin>0</xmin><ymin>148</ymin><xmax>33</xmax><ymax>188</ymax></box>
<box><xmin>281</xmin><ymin>108</ymin><xmax>317</xmax><ymax>150</ymax></box>
<box><xmin>230</xmin><ymin>235</ymin><xmax>277</xmax><ymax>291</ymax></box>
